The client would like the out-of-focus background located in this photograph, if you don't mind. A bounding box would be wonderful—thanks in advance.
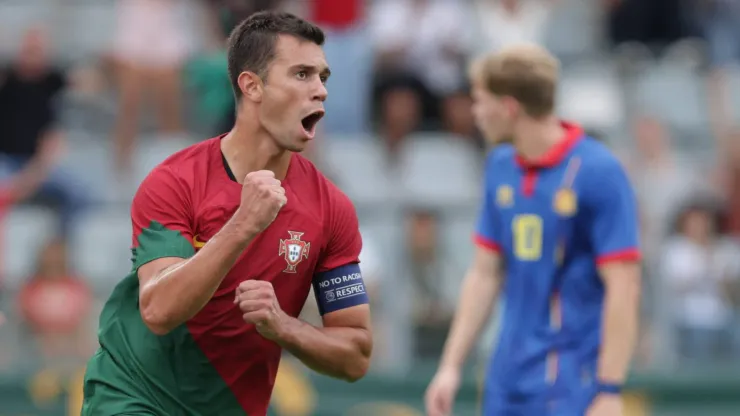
[0,0,739,415]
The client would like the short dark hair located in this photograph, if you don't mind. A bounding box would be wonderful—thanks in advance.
[227,11,325,97]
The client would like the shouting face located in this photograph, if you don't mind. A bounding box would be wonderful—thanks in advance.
[250,34,329,152]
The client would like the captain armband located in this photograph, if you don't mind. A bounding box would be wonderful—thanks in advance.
[312,263,369,315]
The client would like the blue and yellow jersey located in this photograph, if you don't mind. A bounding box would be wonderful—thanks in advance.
[474,122,641,414]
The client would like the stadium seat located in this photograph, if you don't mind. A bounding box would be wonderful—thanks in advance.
[320,137,396,209]
[2,207,58,290]
[438,210,478,303]
[358,215,405,278]
[69,208,132,290]
[396,133,481,209]
[133,136,195,186]
[54,2,116,63]
[724,67,740,123]
[634,62,709,132]
[558,60,624,133]
[58,139,114,203]
[544,0,602,58]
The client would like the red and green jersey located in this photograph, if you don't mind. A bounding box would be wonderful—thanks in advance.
[82,137,362,416]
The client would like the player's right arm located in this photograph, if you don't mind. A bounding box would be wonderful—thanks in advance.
[439,246,502,369]
[426,157,504,416]
[425,247,502,416]
[137,168,285,335]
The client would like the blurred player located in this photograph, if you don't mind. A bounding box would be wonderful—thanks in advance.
[81,12,372,416]
[425,45,641,416]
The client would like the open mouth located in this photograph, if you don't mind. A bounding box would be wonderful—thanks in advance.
[301,110,325,134]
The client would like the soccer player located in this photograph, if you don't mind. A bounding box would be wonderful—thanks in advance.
[81,12,372,416]
[425,45,642,416]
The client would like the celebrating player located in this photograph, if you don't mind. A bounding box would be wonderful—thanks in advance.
[82,12,372,416]
[425,45,641,416]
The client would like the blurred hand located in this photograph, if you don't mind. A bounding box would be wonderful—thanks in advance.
[425,366,461,416]
[234,280,287,341]
[37,132,66,166]
[586,394,623,416]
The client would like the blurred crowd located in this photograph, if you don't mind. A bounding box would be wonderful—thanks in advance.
[0,0,740,385]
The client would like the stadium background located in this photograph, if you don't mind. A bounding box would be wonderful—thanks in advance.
[1,0,740,415]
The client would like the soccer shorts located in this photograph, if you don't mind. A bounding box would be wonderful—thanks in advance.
[482,388,596,415]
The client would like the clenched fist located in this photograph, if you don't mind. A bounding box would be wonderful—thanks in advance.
[234,280,287,341]
[235,170,287,236]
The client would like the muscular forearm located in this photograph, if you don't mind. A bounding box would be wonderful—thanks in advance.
[276,317,372,382]
[140,215,255,334]
[597,279,640,383]
[439,269,501,370]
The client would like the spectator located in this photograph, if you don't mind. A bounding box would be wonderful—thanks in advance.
[111,0,191,178]
[470,0,556,57]
[0,29,85,236]
[717,129,740,237]
[308,0,370,135]
[660,200,740,361]
[370,0,473,155]
[620,116,704,260]
[702,0,740,132]
[605,0,696,51]
[18,239,93,373]
[0,134,64,268]
[404,209,455,325]
[0,138,60,369]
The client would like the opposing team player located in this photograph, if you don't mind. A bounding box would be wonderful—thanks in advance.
[425,45,641,416]
[82,12,372,416]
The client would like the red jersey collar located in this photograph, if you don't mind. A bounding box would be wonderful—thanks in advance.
[515,121,584,169]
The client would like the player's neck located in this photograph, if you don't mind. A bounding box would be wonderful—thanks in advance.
[221,124,291,182]
[513,117,565,162]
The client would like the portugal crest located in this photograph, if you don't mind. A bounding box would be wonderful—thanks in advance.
[278,231,311,273]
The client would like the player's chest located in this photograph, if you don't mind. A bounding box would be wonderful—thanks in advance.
[494,172,587,262]
[192,195,326,288]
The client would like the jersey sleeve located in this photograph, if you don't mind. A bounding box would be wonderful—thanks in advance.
[584,158,641,266]
[316,190,362,272]
[130,166,195,271]
[473,158,502,252]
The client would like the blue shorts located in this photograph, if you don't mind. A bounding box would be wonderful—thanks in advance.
[482,388,596,416]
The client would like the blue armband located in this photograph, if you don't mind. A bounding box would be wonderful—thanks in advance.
[313,263,369,315]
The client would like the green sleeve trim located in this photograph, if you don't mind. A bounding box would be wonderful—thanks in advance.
[131,220,195,271]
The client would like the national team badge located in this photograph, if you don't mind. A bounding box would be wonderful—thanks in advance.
[553,188,577,217]
[278,231,311,273]
[496,185,514,207]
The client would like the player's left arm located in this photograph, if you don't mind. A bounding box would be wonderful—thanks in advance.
[264,192,371,382]
[586,158,642,390]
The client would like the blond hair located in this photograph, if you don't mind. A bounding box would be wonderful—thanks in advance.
[474,44,560,118]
